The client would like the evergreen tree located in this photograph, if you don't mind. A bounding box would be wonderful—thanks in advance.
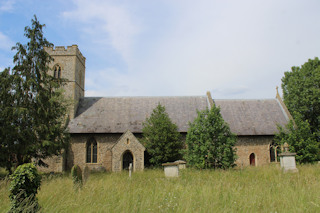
[275,113,320,164]
[142,104,183,166]
[0,16,70,171]
[184,105,237,169]
[0,68,16,173]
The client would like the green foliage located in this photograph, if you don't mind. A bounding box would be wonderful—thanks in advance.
[142,104,183,166]
[71,165,82,188]
[0,69,16,173]
[184,105,237,169]
[275,113,320,164]
[9,163,41,212]
[281,57,320,138]
[0,16,70,171]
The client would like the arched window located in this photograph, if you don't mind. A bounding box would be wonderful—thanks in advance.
[249,153,255,166]
[53,65,62,79]
[86,138,97,163]
[269,143,278,163]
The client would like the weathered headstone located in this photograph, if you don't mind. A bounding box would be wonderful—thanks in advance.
[82,165,90,183]
[174,160,187,169]
[129,163,132,178]
[162,162,179,177]
[279,142,298,173]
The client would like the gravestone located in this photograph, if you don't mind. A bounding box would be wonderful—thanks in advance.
[174,160,187,169]
[162,162,179,177]
[279,142,298,173]
[129,163,132,178]
[82,165,90,183]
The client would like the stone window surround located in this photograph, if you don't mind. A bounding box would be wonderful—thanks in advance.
[86,137,98,164]
[53,64,63,79]
[249,152,257,166]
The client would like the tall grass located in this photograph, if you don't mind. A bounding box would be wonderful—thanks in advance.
[1,164,320,212]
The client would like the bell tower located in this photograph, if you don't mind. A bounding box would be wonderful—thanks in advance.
[45,45,86,119]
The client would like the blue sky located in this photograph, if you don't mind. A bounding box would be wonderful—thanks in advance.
[1,0,320,98]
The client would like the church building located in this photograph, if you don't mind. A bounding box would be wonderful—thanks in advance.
[40,45,291,173]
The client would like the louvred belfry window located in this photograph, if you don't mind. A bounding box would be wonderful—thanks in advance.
[53,65,62,79]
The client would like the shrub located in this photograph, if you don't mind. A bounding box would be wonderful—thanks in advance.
[71,165,82,188]
[8,163,41,212]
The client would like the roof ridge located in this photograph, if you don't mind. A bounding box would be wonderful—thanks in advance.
[82,96,207,99]
[214,98,277,101]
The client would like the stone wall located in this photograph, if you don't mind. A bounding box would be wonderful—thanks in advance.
[45,45,85,119]
[38,45,86,173]
[37,155,65,173]
[67,132,145,172]
[112,131,145,172]
[235,135,272,167]
[67,133,121,171]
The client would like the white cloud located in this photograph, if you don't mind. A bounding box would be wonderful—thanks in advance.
[0,32,14,51]
[62,0,320,98]
[0,0,14,12]
[63,0,140,64]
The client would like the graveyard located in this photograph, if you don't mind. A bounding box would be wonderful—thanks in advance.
[1,164,320,212]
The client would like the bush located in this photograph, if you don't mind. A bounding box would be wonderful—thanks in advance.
[8,163,41,212]
[71,165,82,189]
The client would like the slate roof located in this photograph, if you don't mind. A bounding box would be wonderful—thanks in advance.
[68,96,209,133]
[68,96,290,136]
[215,99,289,136]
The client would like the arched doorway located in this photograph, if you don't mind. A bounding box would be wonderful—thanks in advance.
[249,153,256,166]
[122,151,133,170]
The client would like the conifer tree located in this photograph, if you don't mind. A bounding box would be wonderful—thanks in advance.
[0,68,16,173]
[142,104,183,166]
[0,16,70,171]
[184,105,237,169]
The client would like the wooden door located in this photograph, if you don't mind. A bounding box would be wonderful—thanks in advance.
[250,153,255,166]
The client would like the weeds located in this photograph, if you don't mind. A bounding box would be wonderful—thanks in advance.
[0,164,320,212]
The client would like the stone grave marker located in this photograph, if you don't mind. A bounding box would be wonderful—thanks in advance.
[129,163,132,178]
[279,142,298,173]
[162,162,179,177]
[174,160,187,169]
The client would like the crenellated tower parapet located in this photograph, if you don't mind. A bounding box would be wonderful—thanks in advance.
[45,45,86,67]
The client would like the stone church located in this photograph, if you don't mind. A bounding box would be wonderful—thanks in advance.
[41,45,291,173]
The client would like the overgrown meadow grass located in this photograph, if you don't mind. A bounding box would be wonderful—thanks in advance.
[1,164,320,212]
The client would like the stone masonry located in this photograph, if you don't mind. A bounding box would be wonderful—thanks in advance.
[67,131,145,172]
[39,45,86,173]
[44,45,86,119]
[67,133,120,172]
[235,136,272,167]
[112,131,145,172]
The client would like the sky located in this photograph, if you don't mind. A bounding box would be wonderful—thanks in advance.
[0,0,320,99]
